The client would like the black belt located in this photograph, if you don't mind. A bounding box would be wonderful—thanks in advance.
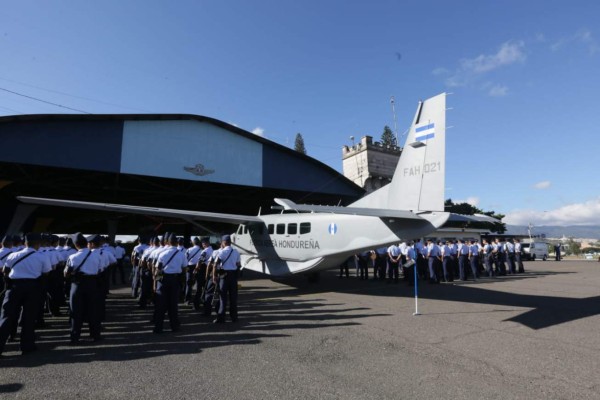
[9,278,40,281]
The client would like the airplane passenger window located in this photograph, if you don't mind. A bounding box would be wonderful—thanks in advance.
[300,222,311,234]
[268,224,274,234]
[276,224,285,234]
[287,223,297,235]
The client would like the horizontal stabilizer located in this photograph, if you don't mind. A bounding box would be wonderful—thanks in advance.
[446,213,500,224]
[17,196,261,225]
[274,198,424,220]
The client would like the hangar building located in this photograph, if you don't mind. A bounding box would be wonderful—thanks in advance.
[0,114,364,235]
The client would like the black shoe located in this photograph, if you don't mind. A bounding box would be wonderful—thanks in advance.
[70,338,80,345]
[152,328,163,334]
[92,336,103,342]
[212,318,225,324]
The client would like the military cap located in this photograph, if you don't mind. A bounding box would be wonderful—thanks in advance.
[200,237,210,244]
[221,234,231,242]
[192,237,200,245]
[71,232,87,244]
[87,234,101,244]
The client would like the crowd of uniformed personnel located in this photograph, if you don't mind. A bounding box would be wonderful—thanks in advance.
[0,231,240,356]
[347,237,525,284]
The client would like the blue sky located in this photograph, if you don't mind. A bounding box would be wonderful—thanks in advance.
[1,0,599,226]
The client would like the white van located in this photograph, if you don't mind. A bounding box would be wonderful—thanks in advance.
[521,242,549,261]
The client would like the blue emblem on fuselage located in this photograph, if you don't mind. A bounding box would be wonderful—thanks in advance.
[328,223,338,235]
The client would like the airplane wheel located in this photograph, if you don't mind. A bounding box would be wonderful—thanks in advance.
[307,272,320,283]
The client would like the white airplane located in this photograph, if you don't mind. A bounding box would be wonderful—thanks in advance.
[18,93,495,277]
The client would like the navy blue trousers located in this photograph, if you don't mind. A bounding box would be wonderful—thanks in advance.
[139,268,153,307]
[153,274,180,332]
[0,279,41,353]
[70,277,101,340]
[442,256,453,281]
[131,265,140,298]
[217,271,238,322]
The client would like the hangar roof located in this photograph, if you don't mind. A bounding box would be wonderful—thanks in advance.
[0,113,364,234]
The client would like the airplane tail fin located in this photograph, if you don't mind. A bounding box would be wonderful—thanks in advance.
[350,92,446,212]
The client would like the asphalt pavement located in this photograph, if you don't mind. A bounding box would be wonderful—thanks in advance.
[1,260,599,399]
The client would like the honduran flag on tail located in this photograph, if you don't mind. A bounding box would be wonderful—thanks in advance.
[415,122,435,142]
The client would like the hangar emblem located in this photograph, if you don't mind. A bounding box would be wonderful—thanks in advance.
[183,163,215,176]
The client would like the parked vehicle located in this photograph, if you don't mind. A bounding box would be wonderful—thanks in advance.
[521,242,548,261]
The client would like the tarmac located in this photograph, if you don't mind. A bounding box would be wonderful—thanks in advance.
[1,259,599,399]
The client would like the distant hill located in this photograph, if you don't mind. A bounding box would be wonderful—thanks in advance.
[506,225,600,239]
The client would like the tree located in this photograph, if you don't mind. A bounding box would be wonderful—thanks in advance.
[565,238,581,255]
[444,198,507,233]
[294,133,306,154]
[380,125,396,147]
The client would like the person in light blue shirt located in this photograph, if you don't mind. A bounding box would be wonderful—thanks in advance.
[468,240,480,280]
[0,236,14,295]
[153,234,187,333]
[482,239,494,278]
[66,233,103,344]
[387,244,401,284]
[192,238,213,311]
[213,235,241,324]
[426,239,441,284]
[0,233,51,355]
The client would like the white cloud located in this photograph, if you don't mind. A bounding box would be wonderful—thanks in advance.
[440,41,526,94]
[551,29,599,55]
[489,84,508,97]
[533,180,551,189]
[251,127,265,137]
[432,67,449,76]
[460,41,526,74]
[503,197,600,226]
[455,197,480,207]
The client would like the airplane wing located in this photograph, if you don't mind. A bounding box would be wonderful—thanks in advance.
[17,196,262,225]
[273,198,424,220]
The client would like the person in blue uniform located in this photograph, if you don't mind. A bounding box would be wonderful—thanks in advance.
[426,239,440,284]
[468,240,480,280]
[153,234,187,333]
[0,233,51,355]
[131,236,149,299]
[213,235,241,323]
[65,233,103,344]
[456,239,469,281]
[0,235,14,296]
[192,238,213,311]
[113,240,127,285]
[184,237,203,304]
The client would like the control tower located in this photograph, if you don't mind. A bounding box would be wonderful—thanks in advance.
[342,135,402,194]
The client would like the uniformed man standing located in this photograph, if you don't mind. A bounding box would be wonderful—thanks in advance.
[387,243,401,284]
[65,233,103,344]
[441,241,453,282]
[482,239,494,277]
[456,240,469,280]
[468,240,480,280]
[0,236,14,295]
[504,239,517,274]
[192,238,213,311]
[0,233,51,355]
[153,234,187,333]
[514,239,525,273]
[131,237,149,299]
[184,237,203,304]
[113,240,127,285]
[203,243,222,317]
[426,239,440,284]
[213,235,241,324]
